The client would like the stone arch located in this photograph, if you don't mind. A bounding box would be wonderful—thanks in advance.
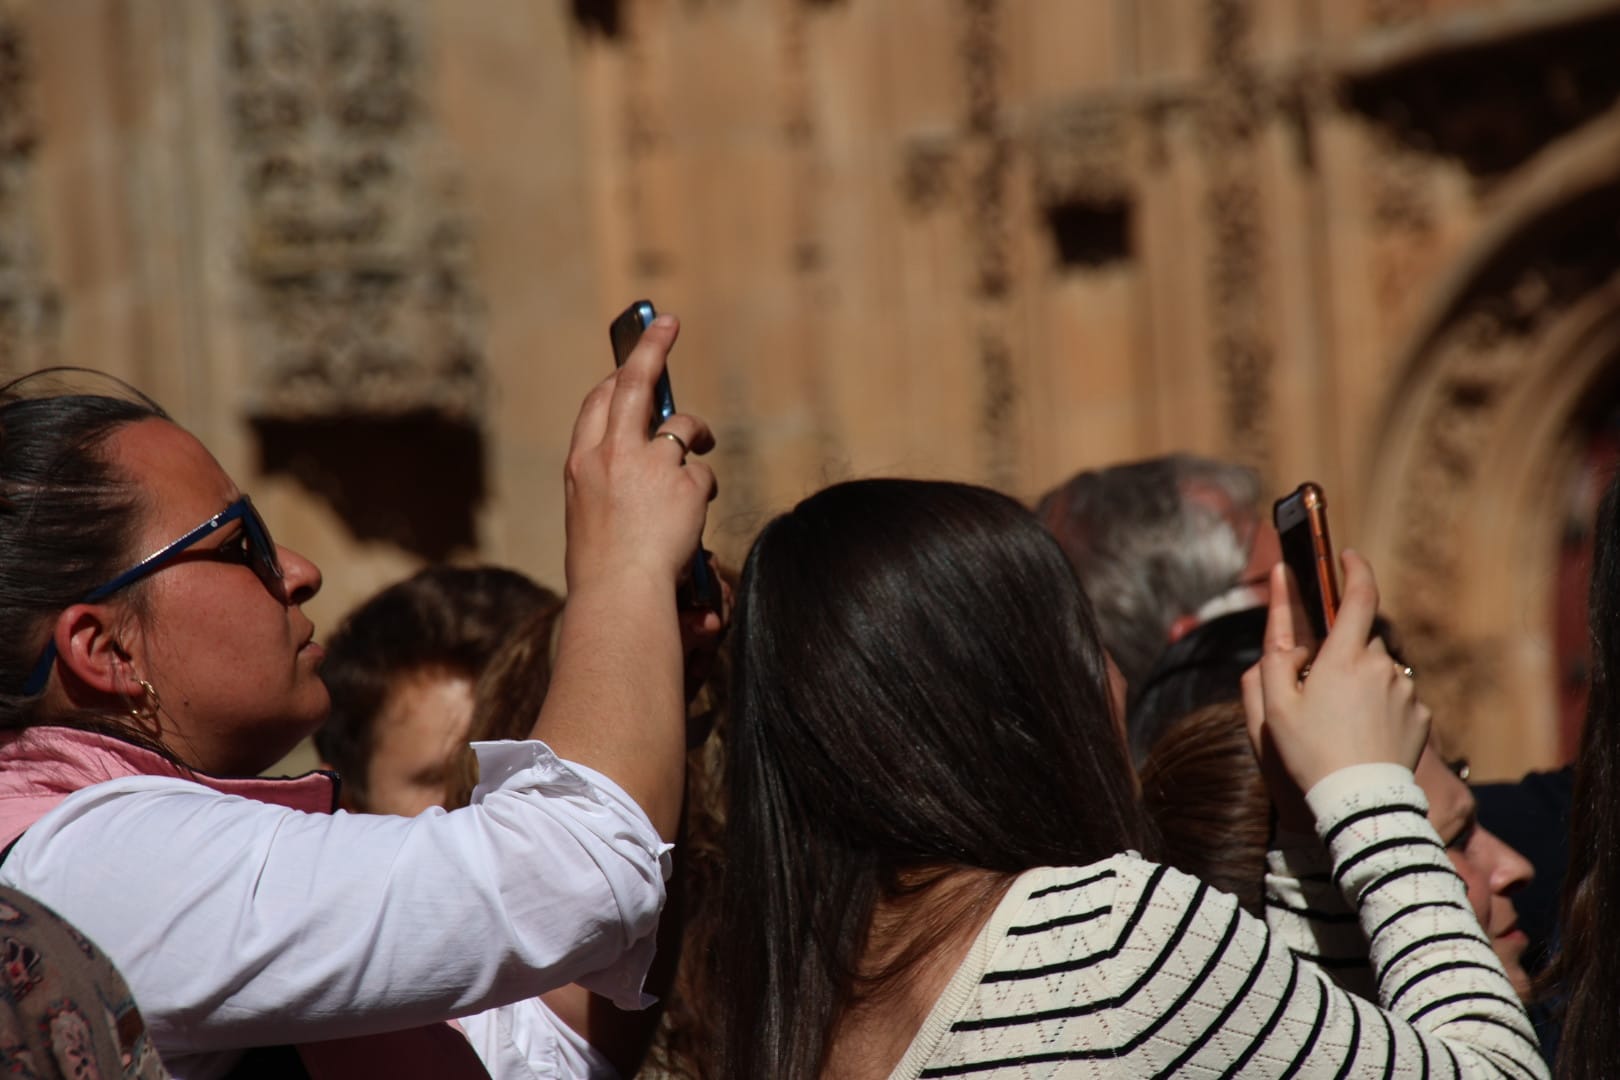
[1362,109,1620,778]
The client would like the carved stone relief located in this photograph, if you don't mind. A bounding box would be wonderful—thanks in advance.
[1028,101,1134,271]
[1343,6,1620,181]
[713,0,825,535]
[961,0,1019,490]
[899,138,956,217]
[1367,129,1435,235]
[781,0,821,277]
[962,0,1009,302]
[1364,129,1441,327]
[1362,0,1427,29]
[978,328,1018,487]
[1201,0,1272,475]
[0,7,59,374]
[1029,101,1128,210]
[778,0,843,482]
[1386,185,1620,743]
[569,0,624,40]
[226,0,484,421]
[617,4,672,282]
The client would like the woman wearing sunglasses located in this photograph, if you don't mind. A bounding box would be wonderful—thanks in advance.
[0,316,716,1078]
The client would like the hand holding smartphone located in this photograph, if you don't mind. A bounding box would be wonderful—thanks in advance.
[610,299,722,613]
[1272,482,1340,643]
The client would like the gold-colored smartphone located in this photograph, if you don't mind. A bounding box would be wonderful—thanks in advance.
[1272,482,1340,641]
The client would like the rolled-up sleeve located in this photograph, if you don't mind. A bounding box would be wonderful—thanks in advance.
[466,740,673,1008]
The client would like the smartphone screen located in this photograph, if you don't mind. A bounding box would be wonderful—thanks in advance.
[1272,482,1339,641]
[608,299,721,613]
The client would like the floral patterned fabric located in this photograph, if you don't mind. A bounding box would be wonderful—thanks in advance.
[0,886,168,1079]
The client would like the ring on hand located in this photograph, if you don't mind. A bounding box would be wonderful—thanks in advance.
[654,430,689,458]
[1397,663,1415,680]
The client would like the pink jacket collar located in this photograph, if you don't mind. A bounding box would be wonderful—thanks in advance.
[0,725,336,850]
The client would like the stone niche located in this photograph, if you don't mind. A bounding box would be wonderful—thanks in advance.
[226,0,487,562]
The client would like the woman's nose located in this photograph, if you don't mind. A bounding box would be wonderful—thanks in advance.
[278,544,323,606]
[1480,826,1534,895]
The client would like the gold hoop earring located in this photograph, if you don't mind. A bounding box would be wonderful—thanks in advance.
[130,679,162,723]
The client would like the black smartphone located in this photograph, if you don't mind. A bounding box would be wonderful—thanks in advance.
[1272,481,1340,641]
[610,300,677,437]
[609,299,721,613]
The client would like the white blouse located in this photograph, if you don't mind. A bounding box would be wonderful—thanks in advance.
[0,740,671,1080]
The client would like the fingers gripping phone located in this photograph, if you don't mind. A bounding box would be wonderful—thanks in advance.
[1272,482,1341,642]
[610,299,722,613]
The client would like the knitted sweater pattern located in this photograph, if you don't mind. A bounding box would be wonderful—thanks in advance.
[889,767,1544,1079]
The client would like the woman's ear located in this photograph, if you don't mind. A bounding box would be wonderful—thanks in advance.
[54,603,146,699]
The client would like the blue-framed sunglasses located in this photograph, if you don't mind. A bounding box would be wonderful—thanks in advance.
[22,496,285,695]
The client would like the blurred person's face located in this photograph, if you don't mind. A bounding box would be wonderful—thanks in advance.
[1413,745,1535,999]
[363,668,475,816]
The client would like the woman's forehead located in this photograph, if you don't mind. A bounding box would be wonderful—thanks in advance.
[108,419,238,530]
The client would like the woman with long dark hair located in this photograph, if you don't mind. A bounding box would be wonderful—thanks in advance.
[715,478,1543,1078]
[0,316,718,1078]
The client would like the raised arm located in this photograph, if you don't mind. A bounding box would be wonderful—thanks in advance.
[1237,552,1543,1075]
[529,314,717,840]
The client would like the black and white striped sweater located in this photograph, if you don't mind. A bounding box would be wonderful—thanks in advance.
[889,764,1545,1079]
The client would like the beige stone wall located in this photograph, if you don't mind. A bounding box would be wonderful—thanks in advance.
[3,0,1618,778]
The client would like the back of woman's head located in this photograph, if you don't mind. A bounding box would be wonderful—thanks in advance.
[720,478,1145,1078]
[1139,699,1270,915]
[0,386,166,720]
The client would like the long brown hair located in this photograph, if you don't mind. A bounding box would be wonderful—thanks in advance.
[716,479,1148,1079]
[1139,699,1271,915]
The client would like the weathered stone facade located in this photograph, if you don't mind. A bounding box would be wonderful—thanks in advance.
[2,0,1617,777]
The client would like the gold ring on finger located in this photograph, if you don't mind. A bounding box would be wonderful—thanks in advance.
[654,430,689,459]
